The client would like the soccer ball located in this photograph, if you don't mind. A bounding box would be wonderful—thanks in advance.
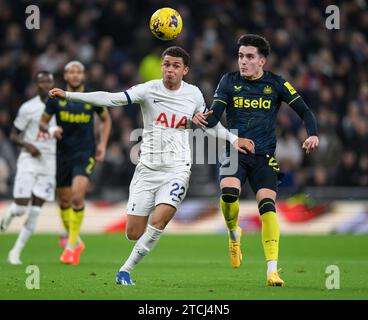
[149,8,183,41]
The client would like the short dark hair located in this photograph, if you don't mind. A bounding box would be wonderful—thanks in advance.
[162,46,190,66]
[237,34,271,57]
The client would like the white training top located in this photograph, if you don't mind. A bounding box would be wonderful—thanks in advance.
[14,95,56,174]
[66,79,238,170]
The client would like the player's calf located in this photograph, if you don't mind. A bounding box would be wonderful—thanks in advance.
[220,187,240,240]
[117,224,163,284]
[258,197,282,282]
[150,204,176,230]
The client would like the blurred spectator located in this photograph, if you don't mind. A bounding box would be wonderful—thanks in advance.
[0,0,367,197]
[305,107,343,169]
[358,153,368,186]
[276,129,303,167]
[334,151,360,186]
[308,165,331,187]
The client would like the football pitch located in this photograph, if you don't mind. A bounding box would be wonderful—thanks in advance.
[0,233,367,300]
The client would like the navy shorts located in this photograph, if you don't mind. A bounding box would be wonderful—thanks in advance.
[56,153,96,188]
[219,152,284,193]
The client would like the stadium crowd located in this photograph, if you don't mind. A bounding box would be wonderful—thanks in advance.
[0,0,367,198]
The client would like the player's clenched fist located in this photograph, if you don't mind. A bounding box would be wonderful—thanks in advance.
[48,88,66,99]
[233,138,255,154]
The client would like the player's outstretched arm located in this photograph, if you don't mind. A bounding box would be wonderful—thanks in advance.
[204,121,255,154]
[193,110,255,154]
[49,88,129,107]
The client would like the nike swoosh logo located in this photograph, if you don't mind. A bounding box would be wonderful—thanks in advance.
[153,99,164,103]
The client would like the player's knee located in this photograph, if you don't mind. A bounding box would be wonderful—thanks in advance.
[58,196,71,209]
[71,194,84,209]
[221,187,240,203]
[125,228,144,241]
[14,199,29,207]
[31,195,44,207]
[258,198,276,215]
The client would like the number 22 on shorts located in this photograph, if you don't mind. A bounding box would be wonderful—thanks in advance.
[170,181,186,202]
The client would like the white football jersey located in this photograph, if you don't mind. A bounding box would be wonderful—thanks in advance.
[125,80,206,169]
[14,95,56,174]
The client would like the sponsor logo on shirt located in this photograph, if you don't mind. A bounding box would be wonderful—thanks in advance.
[155,112,188,128]
[59,111,91,123]
[233,97,271,109]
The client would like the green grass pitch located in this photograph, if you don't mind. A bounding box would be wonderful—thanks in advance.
[0,233,367,300]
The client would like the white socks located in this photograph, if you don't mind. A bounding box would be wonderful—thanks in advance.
[10,203,28,217]
[267,260,278,275]
[120,224,163,273]
[12,206,41,255]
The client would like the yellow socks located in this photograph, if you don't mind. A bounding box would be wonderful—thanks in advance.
[220,188,240,241]
[261,211,279,261]
[68,208,85,248]
[60,207,72,232]
[258,198,279,263]
[220,197,239,230]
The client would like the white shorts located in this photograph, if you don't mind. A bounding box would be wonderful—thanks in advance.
[127,162,191,216]
[13,171,56,202]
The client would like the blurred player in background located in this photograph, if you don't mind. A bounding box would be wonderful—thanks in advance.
[39,61,111,265]
[196,34,319,286]
[48,46,254,285]
[0,71,56,265]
